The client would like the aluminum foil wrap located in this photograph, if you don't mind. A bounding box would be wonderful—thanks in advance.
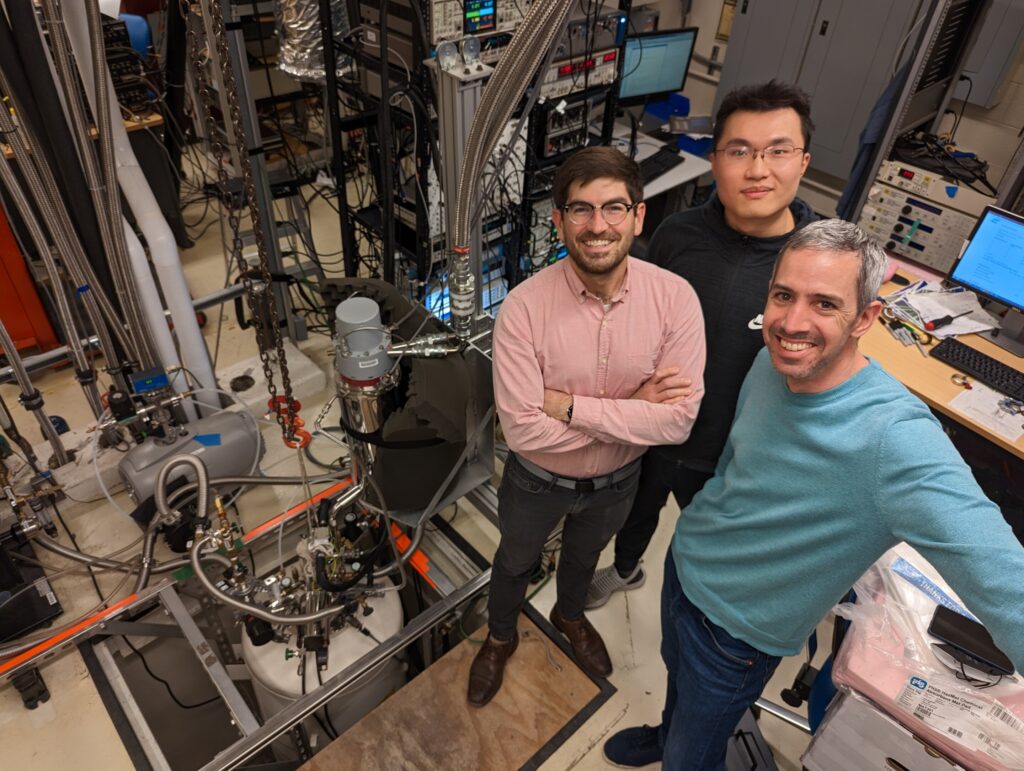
[276,0,351,83]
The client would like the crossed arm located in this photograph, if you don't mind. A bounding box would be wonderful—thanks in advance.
[494,292,706,454]
[543,367,695,421]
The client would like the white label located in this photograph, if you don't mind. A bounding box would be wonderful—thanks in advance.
[895,675,1024,766]
[358,358,379,369]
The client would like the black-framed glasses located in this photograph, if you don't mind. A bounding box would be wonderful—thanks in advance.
[561,201,638,226]
[712,145,806,165]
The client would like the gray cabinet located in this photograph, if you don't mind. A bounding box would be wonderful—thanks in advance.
[715,0,923,180]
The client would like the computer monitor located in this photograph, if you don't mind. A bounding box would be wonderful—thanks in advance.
[946,205,1024,356]
[617,27,698,105]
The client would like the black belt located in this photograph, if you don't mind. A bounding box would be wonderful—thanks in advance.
[513,453,641,493]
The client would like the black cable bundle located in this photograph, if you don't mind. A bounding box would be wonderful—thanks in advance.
[891,130,997,196]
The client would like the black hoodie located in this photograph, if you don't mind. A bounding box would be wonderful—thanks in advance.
[643,193,818,472]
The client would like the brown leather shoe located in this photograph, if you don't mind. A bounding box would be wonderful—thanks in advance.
[467,632,519,707]
[550,606,612,678]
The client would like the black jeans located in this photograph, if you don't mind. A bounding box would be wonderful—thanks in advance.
[487,453,641,641]
[613,451,713,576]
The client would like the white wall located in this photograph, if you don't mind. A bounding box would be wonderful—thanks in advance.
[937,44,1024,188]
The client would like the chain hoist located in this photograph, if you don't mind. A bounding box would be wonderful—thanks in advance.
[182,0,301,443]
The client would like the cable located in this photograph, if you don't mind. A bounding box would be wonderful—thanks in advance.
[120,636,221,709]
[950,76,973,143]
[51,497,104,601]
[315,664,340,738]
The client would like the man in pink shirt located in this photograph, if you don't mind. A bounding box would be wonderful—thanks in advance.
[468,147,706,707]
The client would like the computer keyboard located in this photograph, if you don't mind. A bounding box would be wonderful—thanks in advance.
[639,145,684,184]
[929,337,1024,399]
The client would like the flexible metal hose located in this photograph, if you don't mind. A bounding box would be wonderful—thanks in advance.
[0,77,134,378]
[34,532,230,576]
[39,0,156,370]
[154,455,211,537]
[452,0,568,247]
[449,0,572,336]
[189,534,366,625]
[0,146,104,419]
[0,316,70,465]
[84,0,157,368]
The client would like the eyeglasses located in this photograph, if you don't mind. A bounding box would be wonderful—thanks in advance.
[713,145,806,165]
[561,201,638,226]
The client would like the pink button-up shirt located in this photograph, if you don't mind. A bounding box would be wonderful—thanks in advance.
[493,257,706,478]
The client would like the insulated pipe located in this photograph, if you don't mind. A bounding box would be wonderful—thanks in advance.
[0,318,70,466]
[61,1,217,396]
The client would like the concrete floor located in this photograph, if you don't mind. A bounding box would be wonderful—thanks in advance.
[0,175,825,770]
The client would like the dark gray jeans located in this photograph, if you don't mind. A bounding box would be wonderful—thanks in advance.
[487,453,642,641]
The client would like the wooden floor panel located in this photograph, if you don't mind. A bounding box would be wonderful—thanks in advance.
[302,615,600,771]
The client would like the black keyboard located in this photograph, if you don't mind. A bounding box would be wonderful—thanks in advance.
[929,337,1024,399]
[639,146,684,184]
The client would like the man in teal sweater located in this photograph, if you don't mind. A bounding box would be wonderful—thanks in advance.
[604,219,1024,770]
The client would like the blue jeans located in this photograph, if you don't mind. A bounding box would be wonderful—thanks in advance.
[660,549,781,770]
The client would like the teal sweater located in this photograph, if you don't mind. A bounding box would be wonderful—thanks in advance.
[672,349,1024,668]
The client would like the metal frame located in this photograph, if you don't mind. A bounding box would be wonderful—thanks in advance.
[2,478,500,769]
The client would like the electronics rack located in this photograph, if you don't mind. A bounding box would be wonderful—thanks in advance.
[321,1,633,313]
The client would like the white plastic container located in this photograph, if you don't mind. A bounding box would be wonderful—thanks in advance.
[242,590,405,759]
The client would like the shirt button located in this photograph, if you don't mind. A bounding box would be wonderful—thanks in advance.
[601,357,607,363]
[600,390,605,395]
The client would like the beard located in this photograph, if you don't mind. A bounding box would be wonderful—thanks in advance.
[564,228,633,276]
[765,323,851,384]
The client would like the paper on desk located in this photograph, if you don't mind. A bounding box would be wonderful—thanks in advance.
[949,383,1024,442]
[905,291,999,338]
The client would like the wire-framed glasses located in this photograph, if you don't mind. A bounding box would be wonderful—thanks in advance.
[561,201,638,226]
[713,145,805,165]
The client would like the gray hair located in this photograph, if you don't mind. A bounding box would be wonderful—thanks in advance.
[779,219,888,311]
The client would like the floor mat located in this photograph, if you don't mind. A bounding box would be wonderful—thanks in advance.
[302,607,616,771]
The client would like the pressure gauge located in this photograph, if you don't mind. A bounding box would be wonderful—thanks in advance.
[461,36,481,65]
[436,41,459,72]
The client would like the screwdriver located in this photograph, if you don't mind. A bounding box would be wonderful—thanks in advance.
[924,310,972,331]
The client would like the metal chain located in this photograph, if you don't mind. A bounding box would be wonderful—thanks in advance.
[182,1,297,440]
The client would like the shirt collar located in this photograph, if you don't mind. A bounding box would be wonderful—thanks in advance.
[561,257,632,305]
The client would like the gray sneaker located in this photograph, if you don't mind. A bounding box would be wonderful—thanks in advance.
[585,563,646,609]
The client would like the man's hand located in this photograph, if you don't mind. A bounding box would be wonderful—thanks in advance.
[631,368,694,405]
[543,389,573,422]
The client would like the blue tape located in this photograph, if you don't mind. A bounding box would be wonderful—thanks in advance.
[76,284,91,295]
[193,433,222,447]
[891,556,977,621]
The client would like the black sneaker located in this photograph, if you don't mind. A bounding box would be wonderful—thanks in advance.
[603,724,662,768]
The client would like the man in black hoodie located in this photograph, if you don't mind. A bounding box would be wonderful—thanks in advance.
[586,81,819,607]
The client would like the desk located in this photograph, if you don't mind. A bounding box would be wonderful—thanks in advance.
[862,279,1024,460]
[612,123,712,199]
